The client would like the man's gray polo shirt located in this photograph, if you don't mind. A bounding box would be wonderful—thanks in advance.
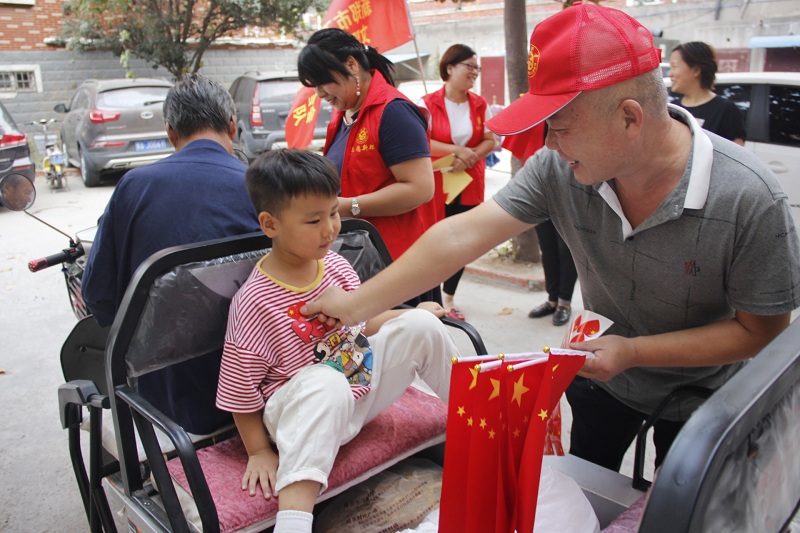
[493,105,800,420]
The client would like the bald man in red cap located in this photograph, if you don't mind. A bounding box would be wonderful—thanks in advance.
[304,3,800,471]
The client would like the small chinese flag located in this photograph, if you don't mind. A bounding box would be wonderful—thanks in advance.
[544,311,614,455]
[323,0,414,52]
[285,87,321,149]
[439,362,484,532]
[512,351,586,532]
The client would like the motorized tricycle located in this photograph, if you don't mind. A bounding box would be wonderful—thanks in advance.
[2,172,799,532]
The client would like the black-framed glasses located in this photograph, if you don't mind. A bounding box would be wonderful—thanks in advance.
[459,62,481,73]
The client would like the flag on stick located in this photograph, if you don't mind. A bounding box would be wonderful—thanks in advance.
[285,87,321,149]
[544,311,614,455]
[322,0,414,52]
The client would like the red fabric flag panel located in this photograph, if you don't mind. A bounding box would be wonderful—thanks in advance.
[285,87,321,149]
[323,0,414,53]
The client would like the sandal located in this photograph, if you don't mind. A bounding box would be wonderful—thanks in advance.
[446,308,466,321]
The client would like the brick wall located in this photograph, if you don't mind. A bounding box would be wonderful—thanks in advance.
[0,0,64,51]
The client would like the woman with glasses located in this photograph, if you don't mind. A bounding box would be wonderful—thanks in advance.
[297,28,441,305]
[420,44,497,320]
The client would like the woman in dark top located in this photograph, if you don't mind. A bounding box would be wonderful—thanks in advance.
[297,28,440,305]
[669,41,746,145]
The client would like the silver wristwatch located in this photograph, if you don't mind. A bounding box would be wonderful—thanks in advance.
[350,197,361,216]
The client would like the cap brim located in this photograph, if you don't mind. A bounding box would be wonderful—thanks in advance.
[487,91,581,136]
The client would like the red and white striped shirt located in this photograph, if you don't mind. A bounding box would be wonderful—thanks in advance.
[216,251,365,413]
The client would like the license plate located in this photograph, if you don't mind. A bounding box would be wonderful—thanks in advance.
[135,139,167,152]
[49,154,64,165]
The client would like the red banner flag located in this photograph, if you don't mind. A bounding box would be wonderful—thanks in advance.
[501,123,545,163]
[285,87,322,149]
[322,0,414,52]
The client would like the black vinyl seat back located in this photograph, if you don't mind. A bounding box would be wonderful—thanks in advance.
[639,318,800,533]
[117,219,391,379]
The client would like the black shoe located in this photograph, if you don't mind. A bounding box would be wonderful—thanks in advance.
[552,305,572,326]
[528,302,556,319]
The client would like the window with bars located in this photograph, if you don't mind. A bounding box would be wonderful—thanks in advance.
[0,67,40,93]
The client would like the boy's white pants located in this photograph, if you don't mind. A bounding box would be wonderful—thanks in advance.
[262,309,456,492]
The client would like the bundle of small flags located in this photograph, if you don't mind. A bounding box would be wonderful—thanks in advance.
[439,311,612,533]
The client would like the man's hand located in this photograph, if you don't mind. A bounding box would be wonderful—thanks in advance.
[416,300,446,318]
[572,335,638,382]
[242,448,280,499]
[301,286,356,326]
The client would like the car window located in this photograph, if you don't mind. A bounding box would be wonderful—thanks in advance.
[715,83,752,119]
[767,85,800,147]
[0,102,16,131]
[96,86,171,109]
[258,80,302,103]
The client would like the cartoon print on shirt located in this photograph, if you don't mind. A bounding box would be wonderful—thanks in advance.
[313,323,373,386]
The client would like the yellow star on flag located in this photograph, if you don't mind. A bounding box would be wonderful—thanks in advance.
[511,374,530,407]
[467,417,473,427]
[538,409,548,421]
[479,418,487,429]
[489,378,500,400]
[488,429,496,439]
[457,406,465,417]
[468,367,479,390]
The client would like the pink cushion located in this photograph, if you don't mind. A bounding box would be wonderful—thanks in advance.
[601,492,649,533]
[166,387,447,533]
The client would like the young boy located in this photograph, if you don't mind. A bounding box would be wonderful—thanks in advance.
[216,149,458,533]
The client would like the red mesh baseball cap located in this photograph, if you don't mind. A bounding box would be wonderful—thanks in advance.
[487,2,662,136]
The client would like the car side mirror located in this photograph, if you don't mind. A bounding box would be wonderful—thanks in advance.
[54,103,67,113]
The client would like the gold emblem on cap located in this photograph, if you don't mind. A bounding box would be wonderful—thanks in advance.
[528,44,541,79]
[356,127,368,144]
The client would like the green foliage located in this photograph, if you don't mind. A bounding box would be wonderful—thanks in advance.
[61,0,327,78]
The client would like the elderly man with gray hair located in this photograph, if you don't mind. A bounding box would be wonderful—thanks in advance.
[82,73,260,434]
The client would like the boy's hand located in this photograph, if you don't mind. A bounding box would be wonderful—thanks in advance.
[416,301,446,318]
[242,448,280,499]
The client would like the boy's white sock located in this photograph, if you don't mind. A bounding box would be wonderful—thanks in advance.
[273,510,313,533]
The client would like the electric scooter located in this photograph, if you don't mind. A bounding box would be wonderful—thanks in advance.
[31,118,67,190]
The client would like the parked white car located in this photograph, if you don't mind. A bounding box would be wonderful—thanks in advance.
[666,72,800,225]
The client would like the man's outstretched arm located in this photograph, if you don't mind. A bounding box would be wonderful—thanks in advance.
[304,200,532,325]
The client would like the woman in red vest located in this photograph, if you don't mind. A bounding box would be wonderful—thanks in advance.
[421,44,497,320]
[298,28,440,305]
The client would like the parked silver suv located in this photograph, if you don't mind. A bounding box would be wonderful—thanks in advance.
[667,72,800,225]
[229,72,332,161]
[55,78,175,186]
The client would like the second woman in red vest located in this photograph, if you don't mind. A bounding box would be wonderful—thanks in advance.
[421,44,497,320]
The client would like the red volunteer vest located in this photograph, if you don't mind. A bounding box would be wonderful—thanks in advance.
[422,87,488,221]
[325,72,436,260]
